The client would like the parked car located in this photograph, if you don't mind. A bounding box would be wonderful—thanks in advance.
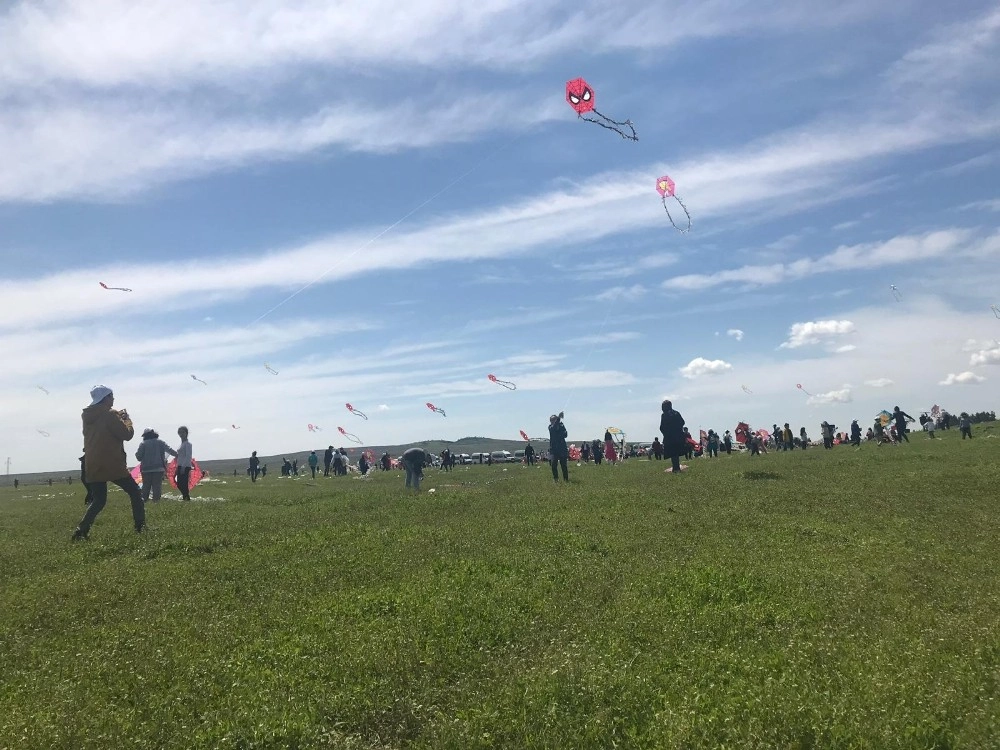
[513,450,526,462]
[490,450,515,463]
[469,452,490,464]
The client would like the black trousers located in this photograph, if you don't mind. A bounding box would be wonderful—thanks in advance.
[78,475,145,534]
[550,455,569,481]
[176,467,191,500]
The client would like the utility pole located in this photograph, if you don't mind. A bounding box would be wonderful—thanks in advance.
[5,457,9,482]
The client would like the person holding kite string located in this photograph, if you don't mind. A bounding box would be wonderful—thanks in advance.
[548,413,570,482]
[73,386,146,540]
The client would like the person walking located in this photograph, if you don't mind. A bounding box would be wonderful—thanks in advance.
[249,451,260,482]
[549,413,570,482]
[135,428,177,503]
[893,406,915,443]
[401,447,427,491]
[73,386,145,540]
[524,442,536,466]
[659,399,686,474]
[603,429,617,465]
[308,450,319,478]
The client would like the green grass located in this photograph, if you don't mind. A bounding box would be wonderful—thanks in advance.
[2,425,999,749]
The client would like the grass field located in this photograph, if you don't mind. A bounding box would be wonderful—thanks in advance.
[2,426,999,749]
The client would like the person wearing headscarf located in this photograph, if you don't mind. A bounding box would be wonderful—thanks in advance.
[135,428,177,503]
[659,400,686,474]
[73,386,145,540]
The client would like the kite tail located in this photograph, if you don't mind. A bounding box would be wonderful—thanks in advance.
[662,194,692,233]
[580,111,638,141]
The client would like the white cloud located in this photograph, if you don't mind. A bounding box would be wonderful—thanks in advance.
[780,320,856,349]
[726,328,744,341]
[377,404,390,411]
[210,428,228,434]
[939,371,985,385]
[835,344,857,353]
[970,346,1000,367]
[807,387,853,405]
[679,357,733,379]
[864,378,894,388]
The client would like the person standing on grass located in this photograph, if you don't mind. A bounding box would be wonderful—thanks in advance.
[723,431,733,455]
[651,437,663,460]
[323,446,334,476]
[73,385,145,540]
[401,447,427,491]
[959,413,973,439]
[249,451,260,482]
[524,442,536,466]
[893,406,915,443]
[707,430,720,458]
[659,399,686,474]
[175,426,193,501]
[850,420,862,447]
[135,428,177,503]
[549,413,570,482]
[782,423,794,451]
[308,450,319,478]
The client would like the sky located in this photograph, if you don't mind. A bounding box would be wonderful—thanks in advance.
[1,0,999,474]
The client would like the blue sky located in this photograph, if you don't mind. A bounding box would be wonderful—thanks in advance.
[2,0,999,473]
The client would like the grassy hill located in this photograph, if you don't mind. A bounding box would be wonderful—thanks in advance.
[1,424,999,748]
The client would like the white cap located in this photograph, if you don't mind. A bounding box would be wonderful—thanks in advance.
[89,385,113,406]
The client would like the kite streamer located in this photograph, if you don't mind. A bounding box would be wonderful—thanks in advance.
[890,285,902,302]
[565,78,638,142]
[338,427,363,445]
[264,363,279,375]
[37,385,49,395]
[991,304,1000,319]
[488,374,517,390]
[99,281,132,292]
[190,375,207,386]
[656,176,692,233]
[345,403,368,420]
[796,383,812,396]
[426,402,446,417]
[308,423,322,432]
[520,430,531,441]
[741,385,753,395]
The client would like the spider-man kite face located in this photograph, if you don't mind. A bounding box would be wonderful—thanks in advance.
[565,78,594,115]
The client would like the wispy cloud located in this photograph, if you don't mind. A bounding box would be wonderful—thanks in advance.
[726,328,744,341]
[566,331,642,346]
[864,378,894,388]
[595,284,648,303]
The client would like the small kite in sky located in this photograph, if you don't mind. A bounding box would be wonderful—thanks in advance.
[338,427,363,445]
[796,383,812,396]
[99,281,132,292]
[37,429,50,437]
[37,385,49,395]
[890,285,902,302]
[991,304,1000,319]
[264,363,279,375]
[741,385,753,395]
[565,78,637,141]
[190,375,207,386]
[426,402,446,417]
[488,374,517,390]
[345,403,368,420]
[520,430,531,441]
[231,424,241,430]
[656,176,692,233]
[308,423,322,432]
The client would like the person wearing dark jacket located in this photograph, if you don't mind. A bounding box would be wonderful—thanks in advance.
[659,399,686,474]
[323,446,334,476]
[135,428,178,503]
[73,386,145,540]
[548,413,569,482]
[401,447,427,491]
[893,406,915,443]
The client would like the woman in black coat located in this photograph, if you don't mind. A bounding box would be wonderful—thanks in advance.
[659,399,686,473]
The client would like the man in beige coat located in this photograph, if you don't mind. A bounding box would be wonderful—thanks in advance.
[73,385,145,540]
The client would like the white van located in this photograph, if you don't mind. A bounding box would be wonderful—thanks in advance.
[490,450,514,463]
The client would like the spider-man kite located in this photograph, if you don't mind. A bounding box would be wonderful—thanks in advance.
[488,374,516,390]
[565,78,637,141]
[346,403,368,420]
[426,402,446,417]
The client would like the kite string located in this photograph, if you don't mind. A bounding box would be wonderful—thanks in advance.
[663,194,692,233]
[580,110,638,141]
[561,303,616,415]
[249,136,517,327]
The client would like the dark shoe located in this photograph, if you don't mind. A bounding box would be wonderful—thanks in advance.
[71,528,88,541]
[136,524,146,534]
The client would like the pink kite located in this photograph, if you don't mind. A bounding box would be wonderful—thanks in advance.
[426,402,446,417]
[345,403,368,420]
[796,383,812,396]
[520,430,531,441]
[569,444,582,461]
[308,423,322,432]
[656,175,691,233]
[488,374,517,390]
[130,458,203,492]
[338,426,363,444]
[99,281,132,292]
[565,78,637,141]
